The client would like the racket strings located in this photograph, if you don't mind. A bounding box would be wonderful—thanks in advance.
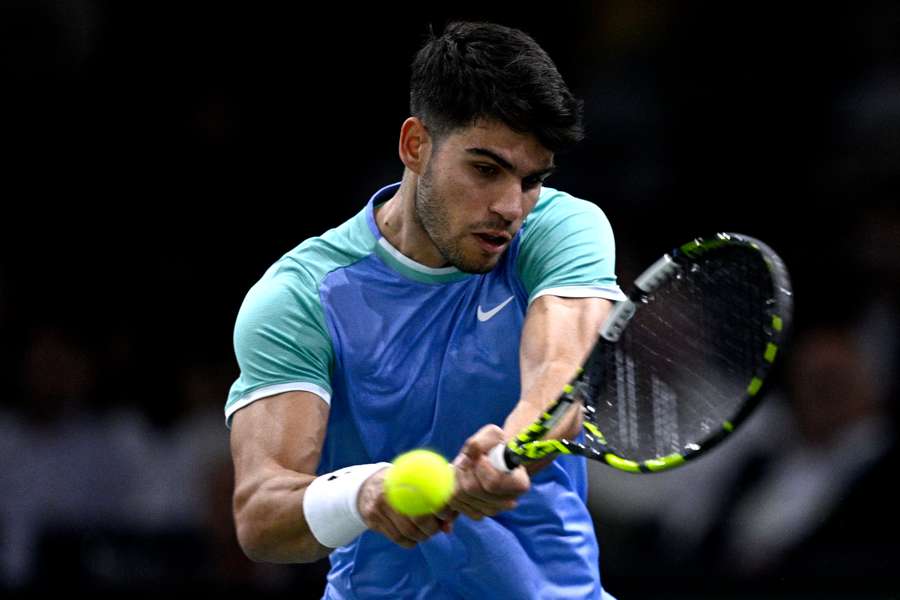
[583,246,775,461]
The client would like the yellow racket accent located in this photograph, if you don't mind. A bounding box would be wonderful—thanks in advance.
[583,421,606,444]
[511,439,571,460]
[605,454,641,473]
[644,453,685,472]
[747,377,763,396]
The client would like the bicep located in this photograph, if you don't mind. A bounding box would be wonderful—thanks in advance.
[231,391,330,487]
[229,391,332,562]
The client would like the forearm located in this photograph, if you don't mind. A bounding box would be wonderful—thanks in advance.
[502,296,612,468]
[230,391,334,564]
[234,467,329,564]
[502,357,582,440]
[502,359,583,474]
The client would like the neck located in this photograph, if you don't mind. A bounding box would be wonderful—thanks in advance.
[375,170,447,268]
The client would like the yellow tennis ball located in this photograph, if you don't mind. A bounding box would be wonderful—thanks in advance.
[383,449,455,517]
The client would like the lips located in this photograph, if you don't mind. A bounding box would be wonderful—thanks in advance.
[473,231,511,253]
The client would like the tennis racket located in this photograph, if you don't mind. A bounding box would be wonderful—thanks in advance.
[489,232,793,474]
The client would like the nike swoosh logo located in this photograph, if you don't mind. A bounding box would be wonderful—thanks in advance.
[477,296,515,322]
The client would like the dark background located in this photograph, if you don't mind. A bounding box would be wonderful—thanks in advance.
[1,1,898,598]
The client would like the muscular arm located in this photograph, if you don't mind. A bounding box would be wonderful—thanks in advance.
[504,295,613,447]
[232,390,451,558]
[230,390,331,564]
[447,295,613,518]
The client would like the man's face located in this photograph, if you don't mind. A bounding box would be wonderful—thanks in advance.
[414,119,555,274]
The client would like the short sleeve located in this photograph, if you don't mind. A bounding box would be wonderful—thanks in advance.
[225,261,334,427]
[517,188,627,305]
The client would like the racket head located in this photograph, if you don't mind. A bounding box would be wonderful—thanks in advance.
[582,232,793,472]
[502,232,793,474]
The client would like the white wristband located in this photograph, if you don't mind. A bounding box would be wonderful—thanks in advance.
[302,462,391,548]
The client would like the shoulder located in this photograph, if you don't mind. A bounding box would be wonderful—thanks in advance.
[279,205,377,287]
[514,186,623,301]
[237,206,376,324]
[521,186,612,238]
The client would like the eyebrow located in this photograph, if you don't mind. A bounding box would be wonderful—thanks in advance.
[465,147,556,180]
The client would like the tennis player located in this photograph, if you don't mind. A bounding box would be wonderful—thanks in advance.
[226,21,624,599]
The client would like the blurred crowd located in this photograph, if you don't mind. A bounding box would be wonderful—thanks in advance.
[1,1,899,598]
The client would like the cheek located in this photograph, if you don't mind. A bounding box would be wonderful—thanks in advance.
[512,191,541,227]
[523,192,541,215]
[434,172,480,217]
[436,166,478,200]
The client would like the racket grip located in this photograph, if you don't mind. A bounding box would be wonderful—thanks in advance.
[488,443,517,473]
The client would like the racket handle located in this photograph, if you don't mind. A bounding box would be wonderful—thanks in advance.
[488,443,517,473]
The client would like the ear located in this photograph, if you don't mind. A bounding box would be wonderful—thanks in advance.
[398,117,432,175]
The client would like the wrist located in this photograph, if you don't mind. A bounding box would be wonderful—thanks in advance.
[302,462,391,548]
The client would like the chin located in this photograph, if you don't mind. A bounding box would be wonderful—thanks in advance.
[455,256,500,274]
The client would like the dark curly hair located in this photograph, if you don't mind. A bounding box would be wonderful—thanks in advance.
[409,22,584,153]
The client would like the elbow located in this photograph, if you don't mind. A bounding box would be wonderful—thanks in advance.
[233,505,327,565]
[232,484,266,562]
[233,510,270,563]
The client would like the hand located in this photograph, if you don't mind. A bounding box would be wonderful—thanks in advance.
[445,424,530,521]
[357,467,456,549]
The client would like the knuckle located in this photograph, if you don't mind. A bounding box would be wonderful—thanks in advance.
[479,471,502,491]
[457,478,479,497]
[459,506,479,519]
[415,517,439,536]
[399,521,426,541]
[386,527,415,547]
[483,424,502,436]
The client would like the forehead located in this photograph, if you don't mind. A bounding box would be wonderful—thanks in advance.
[439,119,553,169]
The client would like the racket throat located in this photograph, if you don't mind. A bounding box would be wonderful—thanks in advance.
[601,254,683,343]
[538,395,577,433]
[599,300,637,342]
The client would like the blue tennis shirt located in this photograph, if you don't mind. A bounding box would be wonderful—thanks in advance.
[226,182,624,599]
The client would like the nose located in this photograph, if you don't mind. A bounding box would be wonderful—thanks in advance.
[489,183,524,223]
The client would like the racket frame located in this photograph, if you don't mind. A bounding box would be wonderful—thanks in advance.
[492,232,793,474]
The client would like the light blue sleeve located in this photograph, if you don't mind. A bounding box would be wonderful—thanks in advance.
[224,260,334,427]
[517,187,627,304]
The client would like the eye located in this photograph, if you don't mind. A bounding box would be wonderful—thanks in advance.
[522,176,546,192]
[474,164,498,177]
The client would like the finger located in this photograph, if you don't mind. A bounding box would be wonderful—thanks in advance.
[462,425,505,457]
[385,512,433,544]
[409,514,441,538]
[449,491,517,517]
[472,457,530,497]
[453,464,494,503]
[434,507,454,520]
[449,473,516,517]
[456,463,521,503]
[453,452,473,471]
[451,462,525,519]
[447,495,488,521]
[372,515,418,548]
[454,425,505,470]
[437,511,458,533]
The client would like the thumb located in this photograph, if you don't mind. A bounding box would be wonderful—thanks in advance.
[454,424,505,469]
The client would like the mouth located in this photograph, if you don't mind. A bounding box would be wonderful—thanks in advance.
[473,231,511,253]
